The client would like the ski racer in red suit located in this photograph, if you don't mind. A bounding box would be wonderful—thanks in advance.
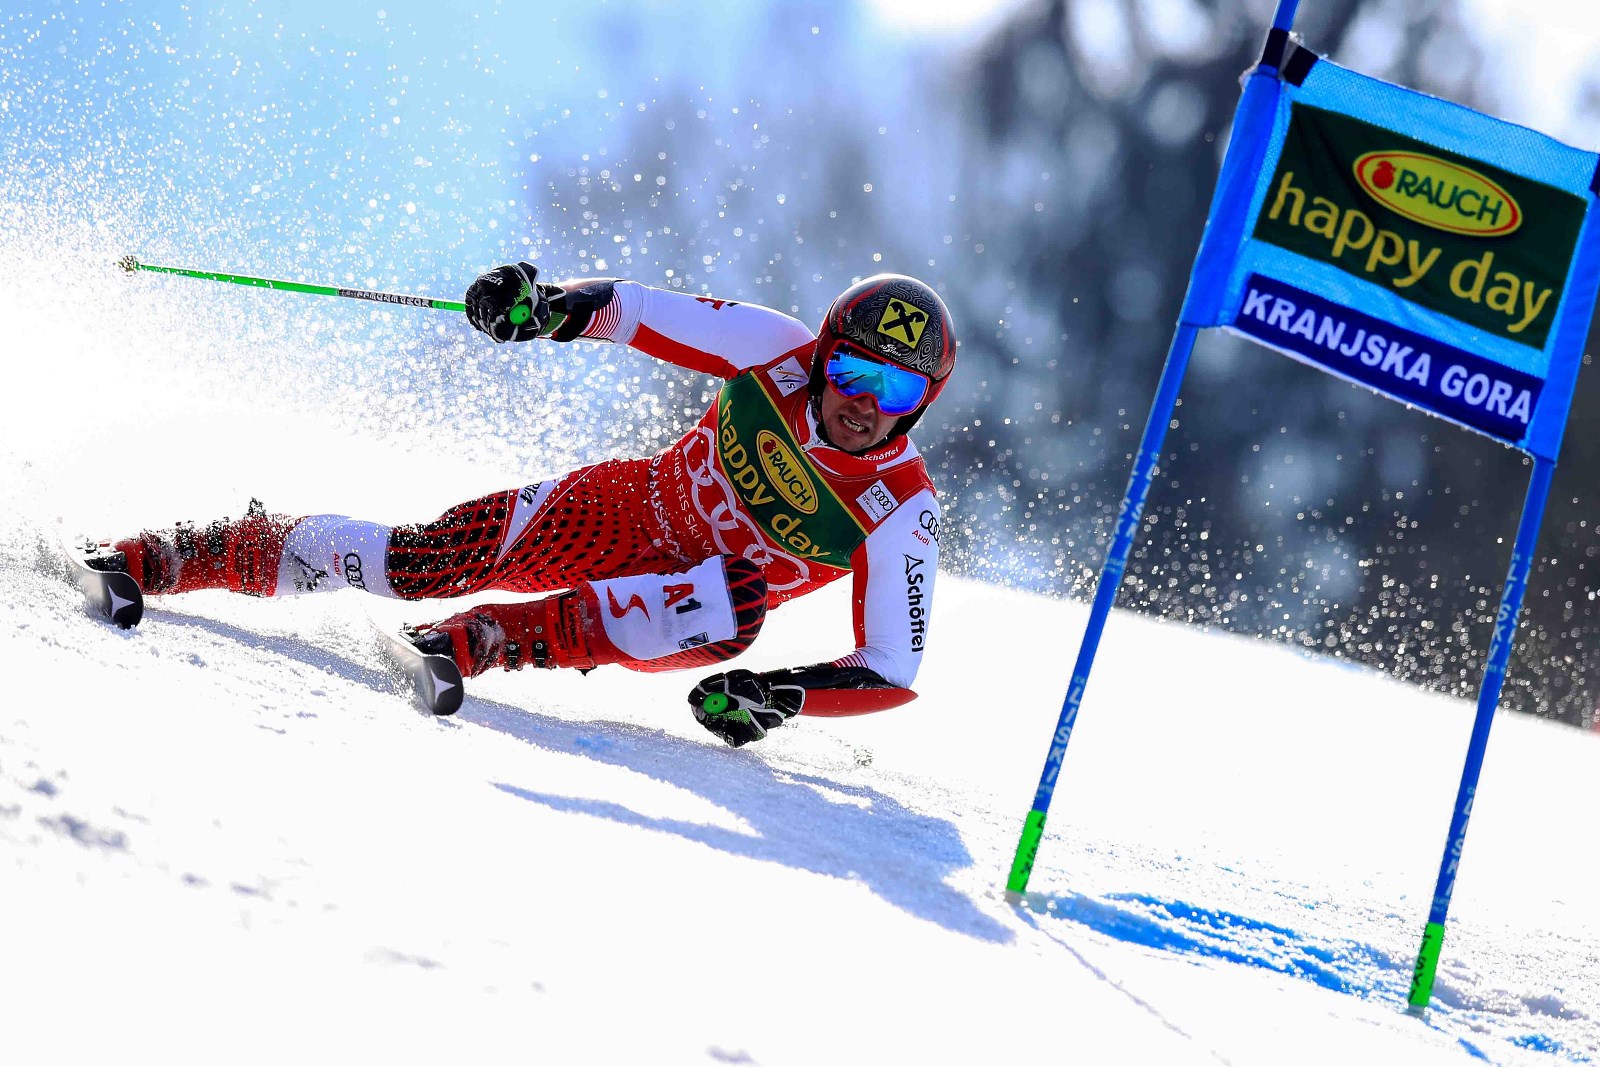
[92,265,956,747]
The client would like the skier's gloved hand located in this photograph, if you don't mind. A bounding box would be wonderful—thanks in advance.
[464,261,551,342]
[689,669,805,748]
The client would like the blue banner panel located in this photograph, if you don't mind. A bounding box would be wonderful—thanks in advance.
[1180,53,1600,458]
[1230,273,1542,445]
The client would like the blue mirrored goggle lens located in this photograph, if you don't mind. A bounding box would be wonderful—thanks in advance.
[824,349,929,416]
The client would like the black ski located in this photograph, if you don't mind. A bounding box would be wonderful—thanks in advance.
[63,541,144,629]
[377,624,465,716]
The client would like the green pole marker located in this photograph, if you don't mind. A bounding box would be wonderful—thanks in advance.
[1406,921,1446,1017]
[1005,809,1047,901]
[117,254,568,333]
[700,692,731,716]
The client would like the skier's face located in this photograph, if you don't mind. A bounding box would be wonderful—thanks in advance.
[820,384,899,453]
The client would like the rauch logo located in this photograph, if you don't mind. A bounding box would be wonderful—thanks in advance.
[1353,152,1521,237]
[755,430,818,514]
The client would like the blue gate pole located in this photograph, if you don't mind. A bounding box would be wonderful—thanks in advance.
[1406,455,1556,1015]
[1005,0,1302,902]
[1004,324,1198,899]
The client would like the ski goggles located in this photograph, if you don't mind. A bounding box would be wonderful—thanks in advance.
[823,343,931,416]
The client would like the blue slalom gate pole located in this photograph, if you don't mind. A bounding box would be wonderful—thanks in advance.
[1005,0,1302,901]
[1005,324,1197,898]
[1407,456,1556,1014]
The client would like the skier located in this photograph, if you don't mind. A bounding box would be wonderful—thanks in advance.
[88,264,956,747]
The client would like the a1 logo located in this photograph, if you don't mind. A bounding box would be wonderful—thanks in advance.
[665,583,701,615]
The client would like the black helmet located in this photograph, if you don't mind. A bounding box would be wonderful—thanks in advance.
[809,273,957,440]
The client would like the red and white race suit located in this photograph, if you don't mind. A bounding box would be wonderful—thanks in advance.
[277,281,941,701]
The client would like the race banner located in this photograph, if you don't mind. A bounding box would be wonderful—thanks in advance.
[1182,48,1600,460]
[1010,12,1600,1019]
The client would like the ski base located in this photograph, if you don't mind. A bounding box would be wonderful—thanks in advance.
[64,542,144,629]
[377,624,465,716]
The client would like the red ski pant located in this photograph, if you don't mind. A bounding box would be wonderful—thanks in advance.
[382,458,763,673]
[385,458,681,598]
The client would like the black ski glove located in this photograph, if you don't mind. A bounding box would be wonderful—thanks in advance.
[464,261,551,342]
[689,669,805,748]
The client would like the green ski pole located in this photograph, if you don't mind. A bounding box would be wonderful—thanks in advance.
[118,255,466,311]
[116,255,566,331]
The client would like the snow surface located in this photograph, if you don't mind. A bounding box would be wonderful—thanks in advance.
[2,219,1599,1067]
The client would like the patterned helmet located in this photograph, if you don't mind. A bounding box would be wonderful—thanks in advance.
[809,273,957,439]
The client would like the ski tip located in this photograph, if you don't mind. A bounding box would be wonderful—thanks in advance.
[104,571,144,629]
[62,539,145,629]
[425,657,465,716]
[378,624,466,716]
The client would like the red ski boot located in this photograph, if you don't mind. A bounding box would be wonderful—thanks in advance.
[407,587,624,678]
[104,499,295,596]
